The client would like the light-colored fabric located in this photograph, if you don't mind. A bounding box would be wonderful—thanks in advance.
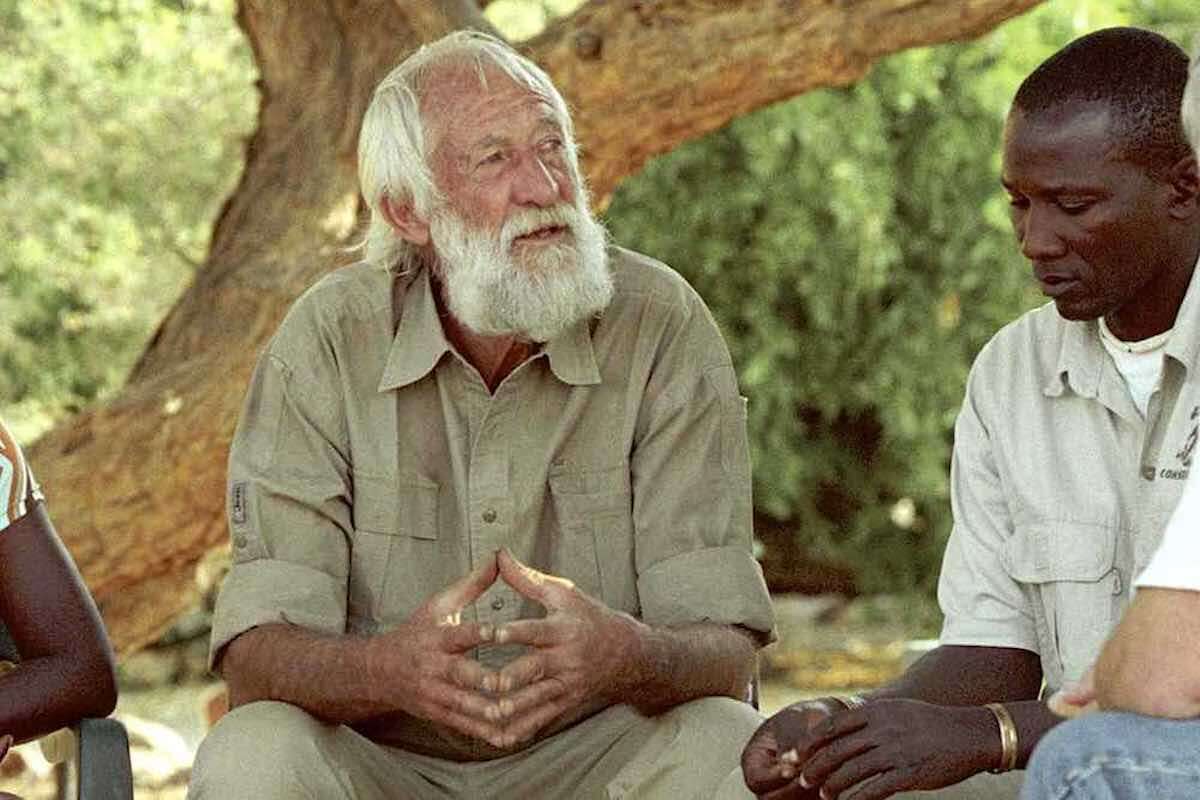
[888,772,1024,800]
[1022,712,1200,799]
[188,697,763,800]
[209,246,775,761]
[1136,462,1200,591]
[1097,317,1167,419]
[938,266,1200,691]
[0,418,42,531]
[712,764,1024,799]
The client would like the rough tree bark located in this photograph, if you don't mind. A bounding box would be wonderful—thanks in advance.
[30,0,1045,656]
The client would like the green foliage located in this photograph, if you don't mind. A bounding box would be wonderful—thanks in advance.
[603,0,1199,594]
[0,0,255,439]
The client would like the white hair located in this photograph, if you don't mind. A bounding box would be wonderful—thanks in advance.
[356,30,579,273]
[1186,51,1200,157]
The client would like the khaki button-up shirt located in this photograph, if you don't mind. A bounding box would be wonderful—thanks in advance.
[939,265,1200,692]
[210,247,775,759]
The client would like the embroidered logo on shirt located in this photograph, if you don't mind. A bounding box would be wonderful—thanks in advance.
[1176,406,1199,468]
[231,482,248,525]
[1157,406,1200,481]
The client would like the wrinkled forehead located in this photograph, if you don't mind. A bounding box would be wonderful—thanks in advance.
[419,60,565,153]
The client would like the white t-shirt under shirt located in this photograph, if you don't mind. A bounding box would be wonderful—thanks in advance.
[1098,316,1170,419]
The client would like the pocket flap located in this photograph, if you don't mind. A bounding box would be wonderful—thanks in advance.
[352,472,439,539]
[1005,519,1117,583]
[548,467,630,521]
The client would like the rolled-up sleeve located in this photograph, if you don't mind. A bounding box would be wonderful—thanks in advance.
[938,362,1039,653]
[631,294,775,642]
[209,322,354,670]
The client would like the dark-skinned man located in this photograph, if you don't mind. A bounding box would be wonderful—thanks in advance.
[740,27,1200,800]
[187,30,775,800]
[1019,47,1200,800]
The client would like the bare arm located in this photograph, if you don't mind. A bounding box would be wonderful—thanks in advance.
[1093,587,1200,717]
[0,501,117,743]
[625,620,757,713]
[219,623,383,722]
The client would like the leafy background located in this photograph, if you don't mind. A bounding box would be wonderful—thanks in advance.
[2,0,1198,607]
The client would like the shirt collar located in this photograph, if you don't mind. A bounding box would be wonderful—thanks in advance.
[543,316,602,386]
[1045,317,1103,399]
[378,267,602,391]
[1164,255,1200,371]
[1045,254,1200,398]
[378,267,452,392]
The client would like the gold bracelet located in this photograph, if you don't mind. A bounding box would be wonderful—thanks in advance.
[984,702,1019,773]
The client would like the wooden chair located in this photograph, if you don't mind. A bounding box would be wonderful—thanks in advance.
[0,622,133,800]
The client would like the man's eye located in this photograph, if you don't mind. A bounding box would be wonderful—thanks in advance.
[478,152,505,167]
[1057,199,1093,214]
[540,137,564,152]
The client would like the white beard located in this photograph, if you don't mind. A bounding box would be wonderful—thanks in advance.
[428,198,613,343]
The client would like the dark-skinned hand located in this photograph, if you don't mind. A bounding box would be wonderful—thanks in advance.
[487,549,648,749]
[741,697,852,799]
[790,699,996,800]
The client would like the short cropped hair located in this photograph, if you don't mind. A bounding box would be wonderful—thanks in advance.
[1013,27,1192,176]
[356,31,578,272]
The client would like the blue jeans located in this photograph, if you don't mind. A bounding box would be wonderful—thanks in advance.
[1022,712,1200,799]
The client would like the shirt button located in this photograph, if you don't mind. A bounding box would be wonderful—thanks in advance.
[234,535,247,548]
[1141,465,1156,481]
[482,509,497,523]
[491,597,505,611]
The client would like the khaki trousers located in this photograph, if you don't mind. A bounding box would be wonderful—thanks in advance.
[188,697,762,800]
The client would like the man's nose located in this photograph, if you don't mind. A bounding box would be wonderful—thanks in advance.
[1018,205,1068,262]
[511,152,562,207]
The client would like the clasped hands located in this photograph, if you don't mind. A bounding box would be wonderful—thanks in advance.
[365,548,643,750]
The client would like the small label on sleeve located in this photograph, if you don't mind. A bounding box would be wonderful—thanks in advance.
[231,482,248,526]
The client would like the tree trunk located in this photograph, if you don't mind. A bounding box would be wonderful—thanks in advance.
[30,0,1044,656]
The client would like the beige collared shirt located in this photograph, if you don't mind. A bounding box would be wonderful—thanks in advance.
[939,265,1200,691]
[210,247,775,759]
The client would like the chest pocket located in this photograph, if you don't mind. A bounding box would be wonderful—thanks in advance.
[1005,519,1122,689]
[548,465,637,615]
[348,471,440,630]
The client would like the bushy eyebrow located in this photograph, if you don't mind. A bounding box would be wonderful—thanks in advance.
[467,115,564,156]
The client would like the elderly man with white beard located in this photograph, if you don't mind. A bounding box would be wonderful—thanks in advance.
[187,31,775,800]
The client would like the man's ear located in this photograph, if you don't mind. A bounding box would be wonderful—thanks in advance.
[381,196,431,246]
[1166,154,1200,220]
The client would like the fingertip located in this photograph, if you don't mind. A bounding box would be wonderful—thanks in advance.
[479,623,494,642]
[780,748,800,765]
[495,626,509,645]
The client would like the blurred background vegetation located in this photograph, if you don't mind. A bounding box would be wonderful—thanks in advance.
[2,0,1197,607]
